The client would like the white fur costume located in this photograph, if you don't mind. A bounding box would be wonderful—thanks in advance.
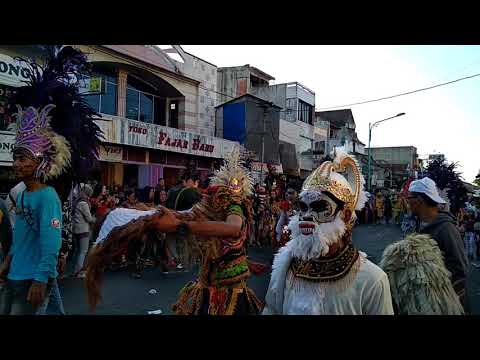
[94,208,157,245]
[262,148,394,315]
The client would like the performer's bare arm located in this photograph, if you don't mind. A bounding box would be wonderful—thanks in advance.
[132,202,152,211]
[184,214,243,238]
[151,206,242,238]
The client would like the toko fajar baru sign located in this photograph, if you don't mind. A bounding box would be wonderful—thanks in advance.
[93,116,238,159]
[122,118,227,157]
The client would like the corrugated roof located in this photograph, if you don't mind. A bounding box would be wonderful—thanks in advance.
[215,93,282,109]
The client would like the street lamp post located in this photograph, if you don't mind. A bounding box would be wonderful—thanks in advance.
[367,112,405,191]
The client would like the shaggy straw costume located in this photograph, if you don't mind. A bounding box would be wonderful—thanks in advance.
[380,233,464,315]
[86,147,263,315]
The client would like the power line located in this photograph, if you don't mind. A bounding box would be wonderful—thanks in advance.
[317,72,480,111]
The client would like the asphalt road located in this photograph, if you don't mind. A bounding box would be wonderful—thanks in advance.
[58,224,480,315]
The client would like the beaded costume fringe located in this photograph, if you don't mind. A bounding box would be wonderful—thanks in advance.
[172,282,263,315]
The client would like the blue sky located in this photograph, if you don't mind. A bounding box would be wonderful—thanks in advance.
[182,45,480,182]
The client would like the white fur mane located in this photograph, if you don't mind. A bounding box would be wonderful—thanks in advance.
[287,214,347,259]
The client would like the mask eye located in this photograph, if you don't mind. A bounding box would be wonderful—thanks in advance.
[310,200,331,213]
[299,202,308,212]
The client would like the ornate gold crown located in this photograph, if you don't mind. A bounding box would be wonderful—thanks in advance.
[302,151,362,212]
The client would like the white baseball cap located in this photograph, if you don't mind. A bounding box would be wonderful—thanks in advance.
[408,177,446,204]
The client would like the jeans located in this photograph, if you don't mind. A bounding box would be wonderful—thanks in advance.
[165,234,179,259]
[36,278,65,315]
[72,233,90,274]
[0,279,52,315]
[464,232,476,259]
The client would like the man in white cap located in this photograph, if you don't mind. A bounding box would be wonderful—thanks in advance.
[407,177,468,311]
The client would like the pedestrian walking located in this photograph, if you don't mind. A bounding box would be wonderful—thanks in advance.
[375,191,385,224]
[164,169,202,269]
[407,177,469,312]
[463,213,476,261]
[0,46,103,315]
[384,192,393,224]
[71,184,96,278]
[391,193,401,225]
[0,146,63,315]
[91,184,116,218]
[474,215,480,261]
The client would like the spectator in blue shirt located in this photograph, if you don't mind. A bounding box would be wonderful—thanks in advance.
[0,148,62,315]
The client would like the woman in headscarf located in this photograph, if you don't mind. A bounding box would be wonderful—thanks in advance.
[71,184,96,278]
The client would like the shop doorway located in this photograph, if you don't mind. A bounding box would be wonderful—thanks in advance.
[124,164,139,189]
[163,167,181,190]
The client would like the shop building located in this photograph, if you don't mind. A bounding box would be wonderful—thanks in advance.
[0,45,238,193]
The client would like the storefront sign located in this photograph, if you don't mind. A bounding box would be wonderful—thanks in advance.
[79,76,103,95]
[123,119,227,157]
[99,145,123,163]
[0,132,15,164]
[94,116,238,159]
[0,54,31,87]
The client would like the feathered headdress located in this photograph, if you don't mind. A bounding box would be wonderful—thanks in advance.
[9,45,103,188]
[302,146,368,213]
[209,146,254,197]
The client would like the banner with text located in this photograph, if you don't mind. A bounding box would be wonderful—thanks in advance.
[0,132,15,163]
[95,117,237,159]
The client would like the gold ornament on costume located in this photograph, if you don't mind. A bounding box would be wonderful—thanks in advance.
[229,178,241,193]
[210,146,253,198]
[302,147,363,215]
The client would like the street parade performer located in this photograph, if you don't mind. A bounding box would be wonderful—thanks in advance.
[262,147,394,315]
[86,147,264,315]
[380,233,464,315]
[0,46,102,315]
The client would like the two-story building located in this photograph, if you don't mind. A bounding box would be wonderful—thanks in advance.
[315,109,365,156]
[365,146,419,189]
[0,45,238,193]
[217,64,316,180]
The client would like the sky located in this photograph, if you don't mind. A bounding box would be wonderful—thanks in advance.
[182,45,480,183]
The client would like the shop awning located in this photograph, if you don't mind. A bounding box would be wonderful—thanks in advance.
[279,141,299,176]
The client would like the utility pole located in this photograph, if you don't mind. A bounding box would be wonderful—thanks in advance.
[258,102,273,184]
[367,112,406,191]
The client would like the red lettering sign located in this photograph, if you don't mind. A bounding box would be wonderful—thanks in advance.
[192,139,200,151]
[129,125,147,134]
[158,131,167,145]
[192,138,214,153]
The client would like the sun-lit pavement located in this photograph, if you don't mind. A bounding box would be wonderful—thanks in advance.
[58,223,480,315]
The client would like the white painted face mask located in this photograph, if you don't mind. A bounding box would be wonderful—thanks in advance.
[298,191,340,235]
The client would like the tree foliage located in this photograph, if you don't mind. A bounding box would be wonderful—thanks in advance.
[474,171,480,187]
[425,159,467,214]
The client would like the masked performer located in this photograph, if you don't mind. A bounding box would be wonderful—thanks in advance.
[86,147,263,315]
[262,148,394,315]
